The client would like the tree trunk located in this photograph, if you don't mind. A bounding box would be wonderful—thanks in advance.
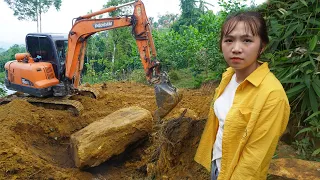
[36,1,39,33]
[39,3,42,33]
[37,18,39,33]
[40,13,42,33]
[112,41,116,64]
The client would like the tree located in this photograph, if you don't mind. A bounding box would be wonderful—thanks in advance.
[172,0,212,32]
[156,13,178,29]
[258,0,320,160]
[4,0,62,32]
[0,44,26,72]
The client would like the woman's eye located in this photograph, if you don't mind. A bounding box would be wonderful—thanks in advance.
[224,39,232,42]
[244,39,252,43]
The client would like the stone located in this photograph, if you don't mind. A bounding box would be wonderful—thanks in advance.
[268,158,320,180]
[168,108,199,121]
[70,106,153,169]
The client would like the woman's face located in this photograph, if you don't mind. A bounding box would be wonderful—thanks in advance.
[221,21,263,70]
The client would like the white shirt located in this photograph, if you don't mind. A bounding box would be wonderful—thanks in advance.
[212,73,239,171]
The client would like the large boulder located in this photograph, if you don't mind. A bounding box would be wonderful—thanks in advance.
[70,106,153,169]
[268,158,320,180]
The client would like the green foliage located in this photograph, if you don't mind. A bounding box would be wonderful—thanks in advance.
[172,0,200,31]
[82,59,114,84]
[153,11,228,80]
[168,68,208,89]
[0,44,26,71]
[129,69,147,84]
[218,0,249,14]
[0,45,25,96]
[0,72,6,97]
[168,69,197,89]
[258,0,320,160]
[153,14,178,29]
[83,0,240,86]
[173,0,213,32]
[104,0,133,16]
[168,71,179,81]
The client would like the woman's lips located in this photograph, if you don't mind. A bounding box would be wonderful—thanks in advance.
[231,58,243,63]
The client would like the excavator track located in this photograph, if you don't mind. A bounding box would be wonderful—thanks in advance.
[0,87,102,116]
[77,86,102,99]
[0,95,84,116]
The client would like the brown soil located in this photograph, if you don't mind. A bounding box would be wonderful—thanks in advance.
[1,81,305,180]
[0,81,216,180]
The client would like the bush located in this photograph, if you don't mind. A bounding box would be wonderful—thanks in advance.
[168,68,201,89]
[168,70,179,81]
[258,0,320,161]
[129,69,148,84]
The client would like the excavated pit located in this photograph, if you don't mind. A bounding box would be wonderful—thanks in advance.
[0,81,307,179]
[0,81,215,179]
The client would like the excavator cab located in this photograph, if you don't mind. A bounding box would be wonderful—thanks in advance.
[26,34,68,80]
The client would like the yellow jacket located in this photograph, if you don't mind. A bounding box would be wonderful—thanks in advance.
[194,62,290,180]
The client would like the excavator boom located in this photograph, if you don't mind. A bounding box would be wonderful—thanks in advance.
[3,0,181,118]
[65,0,181,117]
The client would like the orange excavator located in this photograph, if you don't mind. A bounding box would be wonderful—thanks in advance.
[2,0,181,117]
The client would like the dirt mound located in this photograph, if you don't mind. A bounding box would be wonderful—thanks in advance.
[0,81,215,179]
[0,100,92,179]
[146,117,209,179]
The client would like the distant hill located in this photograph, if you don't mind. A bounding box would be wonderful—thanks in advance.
[0,41,13,50]
[0,48,5,53]
[0,42,26,53]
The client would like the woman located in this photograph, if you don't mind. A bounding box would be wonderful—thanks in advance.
[194,11,290,180]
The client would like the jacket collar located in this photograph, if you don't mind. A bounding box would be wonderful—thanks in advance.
[223,62,270,87]
[246,62,270,87]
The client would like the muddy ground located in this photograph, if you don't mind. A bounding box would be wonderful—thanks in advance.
[1,80,311,180]
[0,81,217,179]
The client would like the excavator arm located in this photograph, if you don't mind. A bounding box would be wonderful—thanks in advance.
[65,0,181,118]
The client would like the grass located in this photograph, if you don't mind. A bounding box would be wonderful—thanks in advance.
[80,68,220,90]
[169,69,220,89]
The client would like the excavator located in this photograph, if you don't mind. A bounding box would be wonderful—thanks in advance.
[2,0,181,118]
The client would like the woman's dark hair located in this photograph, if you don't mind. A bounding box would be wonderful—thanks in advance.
[219,11,269,51]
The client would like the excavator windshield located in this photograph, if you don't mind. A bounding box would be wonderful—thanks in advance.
[55,40,68,63]
[26,35,53,61]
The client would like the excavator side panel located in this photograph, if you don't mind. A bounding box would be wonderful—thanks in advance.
[4,61,59,97]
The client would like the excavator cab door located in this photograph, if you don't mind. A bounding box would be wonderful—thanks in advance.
[26,34,63,79]
[55,40,68,79]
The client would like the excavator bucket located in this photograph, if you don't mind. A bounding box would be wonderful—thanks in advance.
[154,73,182,118]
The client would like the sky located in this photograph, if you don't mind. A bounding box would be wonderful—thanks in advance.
[0,0,266,47]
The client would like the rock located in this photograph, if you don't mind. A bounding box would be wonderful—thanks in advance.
[82,83,91,87]
[275,141,298,159]
[101,82,107,90]
[268,158,320,180]
[70,106,153,169]
[167,108,199,121]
